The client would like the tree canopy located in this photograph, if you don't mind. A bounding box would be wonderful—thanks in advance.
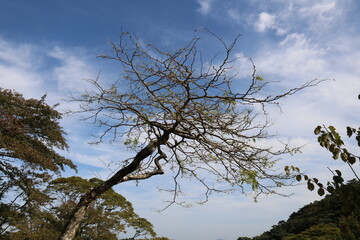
[59,30,320,239]
[0,89,164,240]
[0,88,76,234]
[4,176,159,240]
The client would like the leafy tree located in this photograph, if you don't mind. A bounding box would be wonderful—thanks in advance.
[283,223,342,240]
[6,177,159,240]
[239,180,360,240]
[59,30,320,239]
[0,88,76,234]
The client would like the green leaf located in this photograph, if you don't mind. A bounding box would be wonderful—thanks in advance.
[356,135,360,147]
[307,182,315,191]
[317,188,325,196]
[332,149,340,160]
[255,75,263,81]
[340,152,348,161]
[296,175,302,182]
[333,175,344,184]
[326,185,334,193]
[328,126,336,132]
[348,156,356,164]
[346,126,354,137]
[314,126,322,135]
[329,144,336,153]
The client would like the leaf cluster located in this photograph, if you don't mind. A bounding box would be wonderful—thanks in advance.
[287,124,360,197]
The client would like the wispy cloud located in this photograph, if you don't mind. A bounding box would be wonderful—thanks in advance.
[0,37,108,170]
[0,39,44,97]
[48,46,96,91]
[197,0,212,15]
[254,12,276,33]
[298,1,337,21]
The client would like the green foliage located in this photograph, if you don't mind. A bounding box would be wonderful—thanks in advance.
[289,124,355,197]
[0,89,161,240]
[0,88,76,234]
[303,124,359,195]
[283,223,342,240]
[5,176,158,240]
[0,88,75,171]
[280,98,360,240]
[237,180,360,240]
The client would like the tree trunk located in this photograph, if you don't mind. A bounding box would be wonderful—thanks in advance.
[58,139,160,240]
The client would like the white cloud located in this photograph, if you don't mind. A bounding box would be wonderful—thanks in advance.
[0,37,116,170]
[0,39,44,98]
[257,33,327,81]
[254,12,276,32]
[0,39,40,69]
[48,46,96,91]
[227,8,241,22]
[299,1,337,20]
[197,0,212,15]
[0,65,42,92]
[0,38,98,102]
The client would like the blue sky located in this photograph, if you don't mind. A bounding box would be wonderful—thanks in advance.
[1,1,360,240]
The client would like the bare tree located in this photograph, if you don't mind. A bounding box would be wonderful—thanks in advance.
[58,30,320,240]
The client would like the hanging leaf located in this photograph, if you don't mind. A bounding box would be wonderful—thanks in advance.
[307,182,315,191]
[329,126,336,132]
[340,152,348,161]
[314,126,322,135]
[356,135,360,147]
[348,156,356,165]
[335,170,342,177]
[317,188,325,196]
[346,126,354,137]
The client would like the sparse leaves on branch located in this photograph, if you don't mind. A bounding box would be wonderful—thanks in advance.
[289,106,360,197]
[59,30,321,240]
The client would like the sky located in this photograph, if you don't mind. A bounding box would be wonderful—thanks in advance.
[0,0,359,239]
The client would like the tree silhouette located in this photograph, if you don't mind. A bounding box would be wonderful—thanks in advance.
[59,30,320,240]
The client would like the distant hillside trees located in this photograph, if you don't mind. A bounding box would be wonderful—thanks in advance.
[239,95,360,240]
[237,180,360,240]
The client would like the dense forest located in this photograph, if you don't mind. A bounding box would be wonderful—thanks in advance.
[238,180,360,240]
